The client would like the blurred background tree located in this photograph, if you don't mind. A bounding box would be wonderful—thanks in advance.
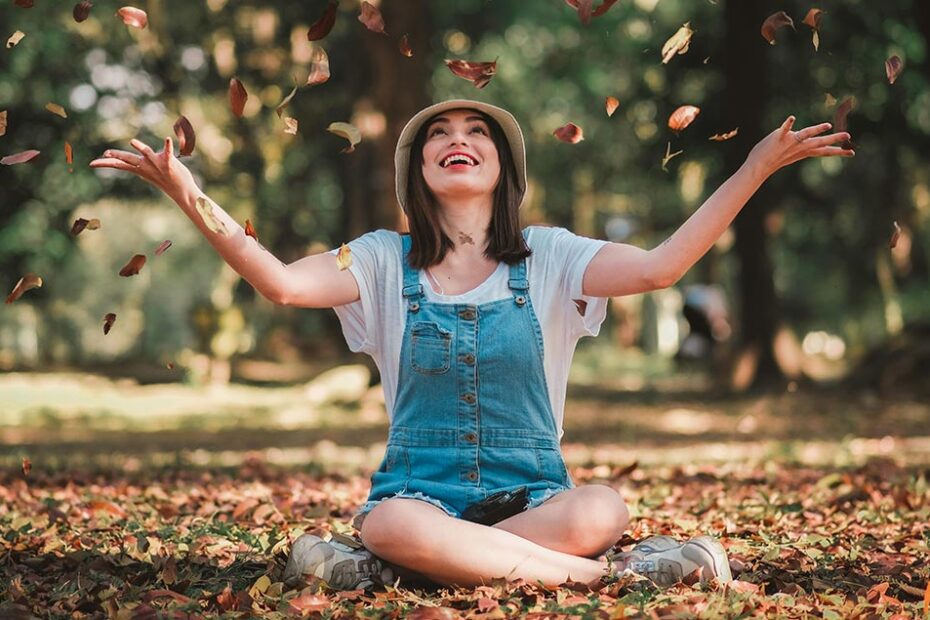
[1,0,927,394]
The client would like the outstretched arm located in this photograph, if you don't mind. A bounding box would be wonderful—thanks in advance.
[90,137,360,308]
[583,116,854,297]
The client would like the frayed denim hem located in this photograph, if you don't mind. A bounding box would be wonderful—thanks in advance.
[352,491,460,531]
[526,486,569,510]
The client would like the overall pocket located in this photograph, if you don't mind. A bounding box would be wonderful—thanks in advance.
[410,321,453,375]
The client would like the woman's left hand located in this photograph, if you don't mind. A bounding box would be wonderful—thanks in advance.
[745,115,855,179]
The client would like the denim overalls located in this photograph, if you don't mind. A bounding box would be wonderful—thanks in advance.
[353,232,574,526]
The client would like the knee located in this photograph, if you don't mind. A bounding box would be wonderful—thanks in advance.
[358,499,439,560]
[565,486,629,554]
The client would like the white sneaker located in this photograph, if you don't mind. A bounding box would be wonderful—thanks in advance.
[283,533,395,591]
[608,535,732,587]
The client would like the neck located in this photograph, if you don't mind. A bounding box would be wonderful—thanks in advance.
[434,194,493,255]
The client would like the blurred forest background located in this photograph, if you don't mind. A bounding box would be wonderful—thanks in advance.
[1,0,929,399]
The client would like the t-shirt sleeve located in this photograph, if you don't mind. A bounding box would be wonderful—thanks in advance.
[327,230,397,355]
[534,226,610,338]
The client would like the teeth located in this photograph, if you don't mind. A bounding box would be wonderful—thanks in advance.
[442,154,477,167]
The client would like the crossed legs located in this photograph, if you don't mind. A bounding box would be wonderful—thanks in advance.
[358,484,630,587]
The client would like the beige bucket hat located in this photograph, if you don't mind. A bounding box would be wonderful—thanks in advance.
[394,99,527,213]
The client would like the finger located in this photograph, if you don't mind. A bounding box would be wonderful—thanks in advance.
[807,146,856,158]
[102,149,144,166]
[795,122,833,141]
[130,138,159,165]
[89,157,139,170]
[164,136,173,163]
[805,133,851,148]
[781,115,796,133]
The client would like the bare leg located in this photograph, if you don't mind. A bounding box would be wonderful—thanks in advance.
[359,497,612,587]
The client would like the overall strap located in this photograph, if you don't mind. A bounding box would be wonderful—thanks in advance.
[400,234,424,311]
[507,229,529,306]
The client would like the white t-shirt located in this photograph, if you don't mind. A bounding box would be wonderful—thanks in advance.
[329,225,609,440]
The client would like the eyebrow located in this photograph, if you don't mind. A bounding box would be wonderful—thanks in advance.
[427,115,488,128]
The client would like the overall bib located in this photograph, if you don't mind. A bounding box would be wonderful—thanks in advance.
[354,232,574,527]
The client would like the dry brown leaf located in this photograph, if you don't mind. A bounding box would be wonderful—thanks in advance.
[399,33,413,58]
[275,85,299,119]
[88,500,128,519]
[885,55,903,85]
[358,1,387,35]
[173,116,196,156]
[0,110,7,136]
[229,78,248,118]
[709,127,739,141]
[668,105,700,132]
[73,1,93,23]
[14,0,35,7]
[661,23,693,64]
[833,96,855,149]
[64,142,73,171]
[196,196,230,236]
[306,46,331,86]
[761,11,795,45]
[155,240,172,256]
[45,102,67,118]
[605,96,620,117]
[327,122,361,153]
[553,123,584,144]
[119,254,146,277]
[283,118,298,135]
[802,8,823,29]
[5,273,42,304]
[890,221,901,249]
[565,0,619,24]
[103,312,116,335]
[307,1,337,41]
[7,31,26,49]
[444,59,497,89]
[1,150,40,165]
[21,457,31,476]
[116,6,148,29]
[244,219,258,241]
[336,243,352,271]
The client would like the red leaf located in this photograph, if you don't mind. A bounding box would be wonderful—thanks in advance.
[605,96,620,117]
[307,1,337,41]
[802,8,823,30]
[890,221,901,249]
[88,500,128,519]
[14,0,34,7]
[358,1,387,35]
[173,115,195,156]
[103,312,116,335]
[1,150,41,165]
[565,0,619,24]
[116,6,148,29]
[399,33,413,58]
[885,55,903,85]
[21,457,31,476]
[761,11,795,45]
[553,123,584,144]
[668,105,701,132]
[306,46,330,86]
[709,127,739,141]
[244,219,258,242]
[64,141,73,172]
[229,78,248,118]
[289,592,332,613]
[6,273,42,304]
[73,1,93,23]
[444,59,497,89]
[119,254,146,277]
[155,240,172,256]
[833,96,855,149]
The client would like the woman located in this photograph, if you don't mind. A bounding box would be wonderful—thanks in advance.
[90,99,853,590]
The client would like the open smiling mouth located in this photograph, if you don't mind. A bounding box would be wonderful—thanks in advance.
[440,154,479,168]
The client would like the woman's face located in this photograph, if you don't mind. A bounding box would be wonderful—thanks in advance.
[420,108,501,204]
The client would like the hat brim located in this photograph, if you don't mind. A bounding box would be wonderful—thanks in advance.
[394,99,527,214]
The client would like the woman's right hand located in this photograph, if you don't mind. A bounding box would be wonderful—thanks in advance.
[89,136,198,204]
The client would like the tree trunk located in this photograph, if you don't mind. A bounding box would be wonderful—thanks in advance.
[723,0,784,390]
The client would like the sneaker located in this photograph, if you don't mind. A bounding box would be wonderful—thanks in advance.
[608,535,732,587]
[283,533,395,591]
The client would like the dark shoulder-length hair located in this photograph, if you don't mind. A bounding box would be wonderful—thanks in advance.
[404,109,531,269]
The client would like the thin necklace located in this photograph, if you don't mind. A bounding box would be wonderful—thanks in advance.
[427,267,445,295]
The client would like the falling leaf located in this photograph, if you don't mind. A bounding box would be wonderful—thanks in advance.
[283,117,298,135]
[668,105,701,132]
[336,243,352,271]
[7,31,26,49]
[661,142,684,171]
[275,86,299,118]
[326,122,361,153]
[553,123,584,144]
[306,46,330,86]
[172,116,196,156]
[71,218,101,236]
[119,254,146,277]
[73,1,93,22]
[154,240,172,256]
[103,312,116,335]
[824,93,837,108]
[605,97,620,117]
[708,127,739,141]
[166,361,175,370]
[761,11,795,45]
[14,0,34,7]
[229,78,248,119]
[802,8,823,51]
[1,150,40,165]
[399,34,413,58]
[890,221,901,249]
[0,110,6,136]
[45,103,67,118]
[116,6,148,29]
[21,457,31,476]
[661,23,693,64]
[307,1,337,41]
[244,219,258,242]
[64,142,73,172]
[196,196,230,236]
[444,59,497,89]
[885,55,903,85]
[833,96,854,149]
[6,273,42,304]
[358,1,387,35]
[565,0,619,24]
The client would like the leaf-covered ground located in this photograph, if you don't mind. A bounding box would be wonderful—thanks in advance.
[2,454,928,618]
